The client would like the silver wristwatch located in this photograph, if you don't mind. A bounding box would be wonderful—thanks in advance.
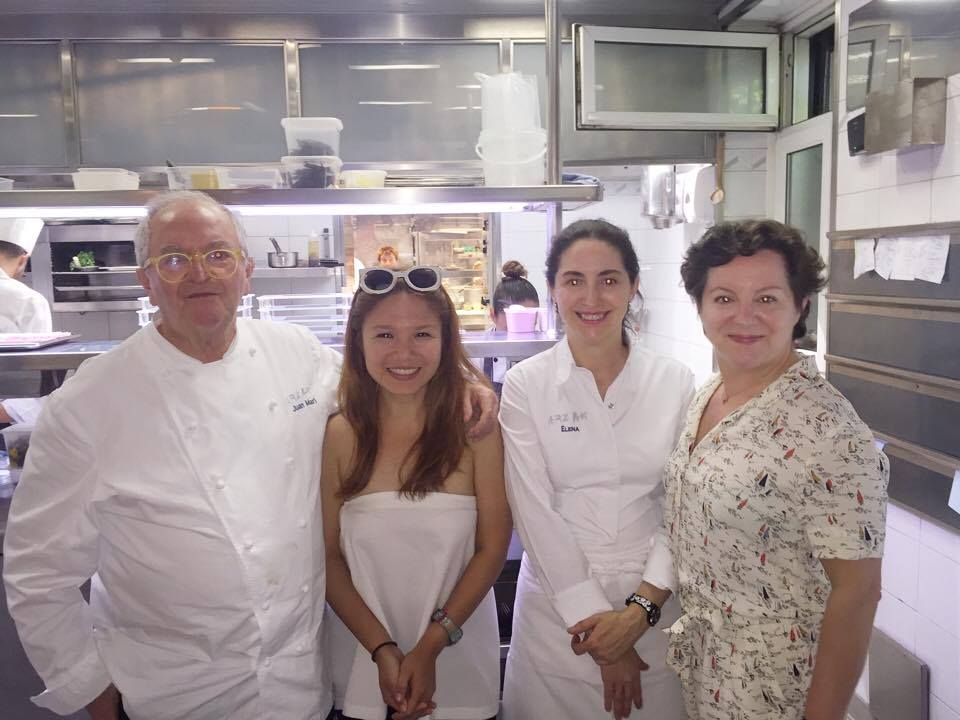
[431,608,463,645]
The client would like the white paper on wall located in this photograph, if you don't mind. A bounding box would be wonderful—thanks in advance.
[874,238,896,280]
[854,238,876,278]
[889,239,918,281]
[913,235,950,284]
[949,469,960,516]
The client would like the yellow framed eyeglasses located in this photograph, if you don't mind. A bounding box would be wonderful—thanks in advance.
[142,247,247,284]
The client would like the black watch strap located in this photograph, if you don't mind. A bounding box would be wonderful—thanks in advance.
[625,592,661,627]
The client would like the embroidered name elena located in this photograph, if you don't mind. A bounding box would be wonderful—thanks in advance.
[561,424,580,432]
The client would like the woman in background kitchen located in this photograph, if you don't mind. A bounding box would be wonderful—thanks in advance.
[322,264,510,720]
[499,219,693,720]
[572,220,888,720]
[481,260,540,393]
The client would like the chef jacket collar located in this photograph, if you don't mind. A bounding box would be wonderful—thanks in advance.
[143,319,245,372]
[553,332,640,387]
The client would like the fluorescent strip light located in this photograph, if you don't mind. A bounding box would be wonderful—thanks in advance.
[456,84,482,89]
[190,105,245,111]
[180,58,216,64]
[0,114,38,118]
[0,203,532,220]
[357,100,433,106]
[117,57,174,64]
[348,64,440,70]
[0,207,146,220]
[444,106,482,111]
[234,202,530,216]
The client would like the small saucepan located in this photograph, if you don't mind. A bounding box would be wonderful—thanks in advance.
[268,237,299,268]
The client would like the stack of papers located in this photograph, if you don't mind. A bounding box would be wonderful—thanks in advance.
[0,332,74,350]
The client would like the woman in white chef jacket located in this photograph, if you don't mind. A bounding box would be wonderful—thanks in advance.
[499,219,694,720]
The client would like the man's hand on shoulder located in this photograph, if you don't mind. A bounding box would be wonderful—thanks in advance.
[464,381,498,440]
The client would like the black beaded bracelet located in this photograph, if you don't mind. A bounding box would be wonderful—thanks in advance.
[370,640,398,662]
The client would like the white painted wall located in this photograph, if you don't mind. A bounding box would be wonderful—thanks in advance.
[839,2,960,718]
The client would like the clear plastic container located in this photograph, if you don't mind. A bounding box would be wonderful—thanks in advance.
[0,177,13,191]
[215,166,282,190]
[1,423,34,468]
[258,293,352,336]
[281,156,342,188]
[281,117,343,156]
[340,169,387,188]
[164,166,221,190]
[72,168,140,191]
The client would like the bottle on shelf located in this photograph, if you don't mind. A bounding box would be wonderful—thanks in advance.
[308,231,321,267]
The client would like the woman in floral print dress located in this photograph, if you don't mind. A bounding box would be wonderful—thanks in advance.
[571,220,888,720]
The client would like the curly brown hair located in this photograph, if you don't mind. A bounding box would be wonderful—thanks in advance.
[680,219,827,340]
[337,282,488,500]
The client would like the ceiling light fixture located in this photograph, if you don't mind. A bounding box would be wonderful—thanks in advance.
[348,64,440,70]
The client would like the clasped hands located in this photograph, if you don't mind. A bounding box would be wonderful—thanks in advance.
[568,605,652,720]
[374,635,444,720]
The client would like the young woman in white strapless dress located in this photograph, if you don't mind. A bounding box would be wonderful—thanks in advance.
[321,265,511,720]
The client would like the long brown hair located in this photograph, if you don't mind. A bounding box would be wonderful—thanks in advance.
[337,281,488,500]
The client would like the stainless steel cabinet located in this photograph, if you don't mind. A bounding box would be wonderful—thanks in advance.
[574,25,780,131]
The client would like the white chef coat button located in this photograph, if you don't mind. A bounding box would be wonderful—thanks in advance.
[186,423,197,434]
[295,643,305,653]
[268,400,278,412]
[261,600,270,611]
[298,517,306,529]
[215,479,226,490]
[244,539,254,550]
[301,583,309,594]
[249,348,257,357]
[263,656,272,668]
[607,402,614,409]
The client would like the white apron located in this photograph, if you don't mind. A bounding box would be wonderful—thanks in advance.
[501,513,686,720]
[325,492,500,720]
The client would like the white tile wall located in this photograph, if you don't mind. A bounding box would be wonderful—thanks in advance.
[917,617,960,714]
[882,526,921,607]
[917,549,960,638]
[875,592,918,655]
[931,176,960,223]
[932,695,960,720]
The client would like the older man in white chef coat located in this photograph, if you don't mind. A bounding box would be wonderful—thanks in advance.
[3,191,495,720]
[0,217,51,426]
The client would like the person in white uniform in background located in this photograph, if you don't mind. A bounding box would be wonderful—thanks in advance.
[0,217,51,425]
[1,191,500,720]
[322,265,510,720]
[499,219,694,720]
[480,261,539,395]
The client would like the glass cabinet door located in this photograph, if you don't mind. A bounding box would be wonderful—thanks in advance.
[74,42,286,166]
[299,42,500,162]
[0,42,68,168]
[575,25,780,131]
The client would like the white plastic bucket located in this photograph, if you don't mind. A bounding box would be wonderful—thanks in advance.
[281,117,343,156]
[476,72,541,133]
[476,129,547,186]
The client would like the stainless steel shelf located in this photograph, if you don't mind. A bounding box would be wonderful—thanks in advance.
[252,267,341,278]
[0,330,558,371]
[0,185,601,214]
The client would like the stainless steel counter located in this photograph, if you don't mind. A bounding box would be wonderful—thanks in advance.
[0,331,558,372]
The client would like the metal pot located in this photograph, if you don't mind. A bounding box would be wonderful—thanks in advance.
[268,251,299,268]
